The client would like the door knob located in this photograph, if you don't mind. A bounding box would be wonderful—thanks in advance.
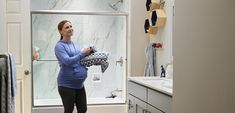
[24,70,30,75]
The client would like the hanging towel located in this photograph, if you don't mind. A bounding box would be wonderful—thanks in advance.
[144,43,157,76]
[0,56,7,113]
[5,53,16,113]
[9,54,17,97]
[80,46,109,73]
[0,59,1,111]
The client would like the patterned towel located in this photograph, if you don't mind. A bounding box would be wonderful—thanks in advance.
[80,46,109,73]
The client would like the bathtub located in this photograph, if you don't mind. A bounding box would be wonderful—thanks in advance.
[34,97,125,106]
[32,97,127,113]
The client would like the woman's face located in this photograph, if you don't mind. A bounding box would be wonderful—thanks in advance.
[60,22,73,38]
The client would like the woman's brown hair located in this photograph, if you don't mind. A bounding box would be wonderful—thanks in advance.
[57,20,70,40]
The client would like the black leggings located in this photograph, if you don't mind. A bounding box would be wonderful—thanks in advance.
[58,86,87,113]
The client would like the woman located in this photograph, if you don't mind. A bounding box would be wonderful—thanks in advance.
[54,20,91,113]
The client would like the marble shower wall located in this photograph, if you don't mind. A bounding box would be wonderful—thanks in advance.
[31,0,129,12]
[31,0,128,105]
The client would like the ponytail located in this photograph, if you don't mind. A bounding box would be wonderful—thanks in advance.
[58,20,70,41]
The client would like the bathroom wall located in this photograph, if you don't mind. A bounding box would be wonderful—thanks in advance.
[129,0,150,76]
[31,0,129,12]
[150,0,174,76]
[130,0,175,77]
[174,0,235,113]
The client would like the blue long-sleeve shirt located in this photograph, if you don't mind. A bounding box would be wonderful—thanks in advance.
[54,40,87,89]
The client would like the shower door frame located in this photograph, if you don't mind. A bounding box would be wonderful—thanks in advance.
[30,10,129,107]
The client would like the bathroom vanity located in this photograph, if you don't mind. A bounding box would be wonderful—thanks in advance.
[128,77,172,113]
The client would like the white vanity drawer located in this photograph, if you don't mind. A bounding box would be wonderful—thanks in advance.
[128,94,136,113]
[128,81,147,101]
[147,89,172,113]
[147,104,163,113]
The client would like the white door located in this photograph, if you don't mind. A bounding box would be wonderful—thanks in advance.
[0,0,31,113]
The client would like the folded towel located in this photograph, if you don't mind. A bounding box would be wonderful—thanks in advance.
[80,47,109,73]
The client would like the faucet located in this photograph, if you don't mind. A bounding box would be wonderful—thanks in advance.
[161,59,173,78]
[116,57,124,66]
[165,61,173,79]
[160,65,166,78]
[165,62,173,70]
[105,88,123,98]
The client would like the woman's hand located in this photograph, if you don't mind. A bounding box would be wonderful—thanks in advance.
[82,47,91,55]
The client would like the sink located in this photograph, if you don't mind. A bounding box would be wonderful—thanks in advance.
[162,82,173,89]
[141,77,173,89]
[142,77,165,81]
[129,77,173,94]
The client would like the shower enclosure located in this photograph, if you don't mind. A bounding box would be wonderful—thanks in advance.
[31,10,127,106]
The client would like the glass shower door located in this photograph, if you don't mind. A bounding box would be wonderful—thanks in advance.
[31,12,127,106]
